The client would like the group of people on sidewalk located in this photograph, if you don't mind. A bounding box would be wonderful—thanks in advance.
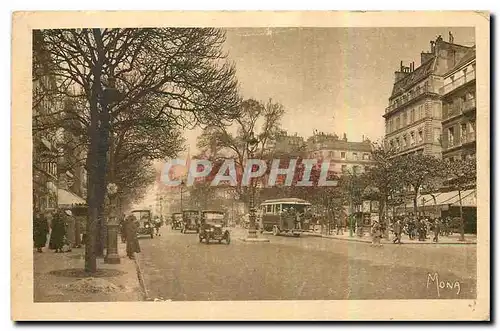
[369,216,452,246]
[33,209,83,253]
[119,214,142,260]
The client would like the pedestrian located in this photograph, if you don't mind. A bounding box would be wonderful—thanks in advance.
[64,210,75,250]
[433,218,441,243]
[371,221,382,247]
[119,214,126,243]
[124,214,141,259]
[154,216,162,236]
[33,210,49,252]
[392,218,402,244]
[49,210,66,253]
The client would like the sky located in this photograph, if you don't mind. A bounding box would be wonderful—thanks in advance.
[181,26,475,155]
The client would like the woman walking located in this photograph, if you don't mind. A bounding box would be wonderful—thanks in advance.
[124,214,141,259]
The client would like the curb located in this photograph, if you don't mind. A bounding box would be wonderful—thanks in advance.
[133,255,151,301]
[303,232,477,245]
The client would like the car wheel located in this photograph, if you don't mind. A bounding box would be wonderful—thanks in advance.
[150,233,154,239]
[205,237,210,244]
[218,239,222,244]
[226,233,231,245]
[199,236,203,243]
[273,226,279,236]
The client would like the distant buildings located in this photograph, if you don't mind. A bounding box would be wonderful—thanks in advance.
[306,132,375,175]
[383,33,473,158]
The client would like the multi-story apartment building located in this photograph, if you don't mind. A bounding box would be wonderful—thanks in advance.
[306,132,375,175]
[266,131,305,156]
[440,46,476,161]
[383,33,472,158]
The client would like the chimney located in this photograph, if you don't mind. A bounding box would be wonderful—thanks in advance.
[421,52,434,64]
[343,133,347,142]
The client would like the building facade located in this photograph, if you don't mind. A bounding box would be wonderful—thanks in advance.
[383,34,473,158]
[306,132,375,175]
[33,31,59,212]
[440,47,476,161]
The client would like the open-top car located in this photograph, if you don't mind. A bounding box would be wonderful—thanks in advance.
[171,212,183,230]
[130,209,154,238]
[181,209,200,234]
[199,210,230,244]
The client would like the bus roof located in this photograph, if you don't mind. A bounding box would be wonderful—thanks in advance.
[260,198,311,206]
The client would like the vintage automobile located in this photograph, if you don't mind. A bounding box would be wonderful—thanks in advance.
[259,198,311,237]
[199,210,230,244]
[130,209,154,239]
[171,212,183,230]
[181,209,200,234]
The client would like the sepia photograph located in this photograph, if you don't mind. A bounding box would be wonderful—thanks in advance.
[11,11,490,320]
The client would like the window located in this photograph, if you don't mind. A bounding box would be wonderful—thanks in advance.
[402,111,408,127]
[352,152,358,160]
[363,153,370,160]
[410,109,415,123]
[395,138,400,151]
[461,123,467,142]
[266,205,272,213]
[395,116,401,130]
[341,152,346,159]
[419,105,424,119]
[341,165,347,173]
[448,127,455,146]
[410,132,415,145]
[418,129,424,143]
[403,135,408,148]
[434,128,441,144]
[390,140,395,150]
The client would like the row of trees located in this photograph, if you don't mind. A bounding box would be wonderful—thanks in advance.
[33,28,242,272]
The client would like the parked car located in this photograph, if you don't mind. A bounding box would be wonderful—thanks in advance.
[199,210,230,244]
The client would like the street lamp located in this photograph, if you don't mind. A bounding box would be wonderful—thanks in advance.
[246,131,259,239]
[105,182,120,264]
[180,179,185,211]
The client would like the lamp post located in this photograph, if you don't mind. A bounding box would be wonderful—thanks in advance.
[180,180,185,211]
[105,182,120,264]
[242,131,269,243]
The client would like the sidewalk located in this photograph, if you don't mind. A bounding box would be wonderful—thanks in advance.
[33,242,144,302]
[302,230,477,245]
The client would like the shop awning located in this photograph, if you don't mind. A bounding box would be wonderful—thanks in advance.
[400,189,476,209]
[58,189,86,208]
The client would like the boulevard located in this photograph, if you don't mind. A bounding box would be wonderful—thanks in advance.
[137,226,477,301]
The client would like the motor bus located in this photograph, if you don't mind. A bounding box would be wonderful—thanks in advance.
[259,198,312,236]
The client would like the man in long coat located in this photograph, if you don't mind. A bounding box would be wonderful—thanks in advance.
[49,210,66,253]
[124,215,141,259]
[33,211,49,252]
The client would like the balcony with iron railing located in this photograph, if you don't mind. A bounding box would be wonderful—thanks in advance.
[444,132,476,150]
[440,70,476,95]
[461,132,476,144]
[385,79,442,114]
[443,98,476,121]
